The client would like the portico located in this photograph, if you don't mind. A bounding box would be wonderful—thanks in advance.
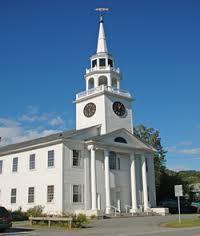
[86,129,156,215]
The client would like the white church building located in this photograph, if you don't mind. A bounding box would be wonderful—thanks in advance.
[0,16,161,216]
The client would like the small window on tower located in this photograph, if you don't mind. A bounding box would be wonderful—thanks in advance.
[108,59,113,67]
[92,59,97,68]
[99,58,106,67]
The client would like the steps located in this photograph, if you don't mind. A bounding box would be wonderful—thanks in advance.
[103,211,160,219]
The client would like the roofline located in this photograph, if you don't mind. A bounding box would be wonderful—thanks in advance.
[85,140,155,154]
[0,125,101,156]
[0,139,63,157]
[87,128,157,152]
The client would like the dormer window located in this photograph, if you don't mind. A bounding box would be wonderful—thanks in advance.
[114,137,127,144]
[108,59,113,67]
[99,58,106,67]
[92,59,97,68]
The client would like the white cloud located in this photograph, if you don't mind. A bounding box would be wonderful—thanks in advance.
[27,105,39,115]
[166,146,177,153]
[0,106,67,147]
[49,116,65,127]
[178,148,200,155]
[179,141,193,146]
[169,166,188,172]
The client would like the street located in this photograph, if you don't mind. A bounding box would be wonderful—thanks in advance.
[1,214,200,236]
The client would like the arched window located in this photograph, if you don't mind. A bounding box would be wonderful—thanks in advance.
[98,76,108,86]
[114,137,127,144]
[88,78,94,89]
[109,151,116,170]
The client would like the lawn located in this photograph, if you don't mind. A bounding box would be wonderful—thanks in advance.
[161,216,200,228]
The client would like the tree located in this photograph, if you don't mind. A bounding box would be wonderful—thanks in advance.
[134,125,167,199]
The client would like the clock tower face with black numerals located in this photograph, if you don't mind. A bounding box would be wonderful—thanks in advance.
[75,16,133,135]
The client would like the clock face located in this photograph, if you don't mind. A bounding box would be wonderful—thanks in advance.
[113,101,126,117]
[83,103,96,117]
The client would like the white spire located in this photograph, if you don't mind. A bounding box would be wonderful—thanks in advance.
[97,16,108,53]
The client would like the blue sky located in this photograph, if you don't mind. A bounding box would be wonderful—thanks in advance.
[0,0,200,171]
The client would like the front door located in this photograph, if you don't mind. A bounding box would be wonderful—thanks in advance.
[110,188,121,211]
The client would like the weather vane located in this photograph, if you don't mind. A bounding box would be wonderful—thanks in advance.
[95,7,109,17]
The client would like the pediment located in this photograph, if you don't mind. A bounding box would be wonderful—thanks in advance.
[89,128,156,152]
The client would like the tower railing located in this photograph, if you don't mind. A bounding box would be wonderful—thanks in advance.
[86,65,120,75]
[76,85,132,100]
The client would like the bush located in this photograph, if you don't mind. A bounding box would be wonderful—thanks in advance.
[90,214,96,220]
[10,207,28,221]
[27,205,45,217]
[72,214,89,228]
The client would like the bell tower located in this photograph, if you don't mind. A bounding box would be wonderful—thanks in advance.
[75,14,133,135]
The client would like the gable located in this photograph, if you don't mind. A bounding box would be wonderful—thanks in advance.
[89,129,155,152]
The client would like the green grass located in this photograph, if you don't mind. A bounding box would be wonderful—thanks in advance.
[161,217,200,228]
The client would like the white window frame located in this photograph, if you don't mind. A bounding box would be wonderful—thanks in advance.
[71,150,82,168]
[12,157,18,172]
[109,151,117,170]
[28,187,35,203]
[11,188,17,204]
[72,184,83,204]
[47,150,54,168]
[47,185,54,203]
[29,154,36,170]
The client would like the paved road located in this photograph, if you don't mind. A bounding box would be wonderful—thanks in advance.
[1,214,200,236]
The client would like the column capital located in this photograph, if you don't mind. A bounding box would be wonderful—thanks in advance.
[141,154,146,160]
[87,145,96,151]
[104,149,109,155]
[130,153,135,160]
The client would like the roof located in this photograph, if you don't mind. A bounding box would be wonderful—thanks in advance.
[0,125,100,156]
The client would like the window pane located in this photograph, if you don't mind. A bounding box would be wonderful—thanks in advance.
[92,59,97,68]
[12,157,18,172]
[99,58,106,67]
[114,137,127,143]
[108,59,113,67]
[11,188,17,204]
[47,185,54,202]
[29,154,35,170]
[109,152,116,170]
[72,150,81,167]
[0,160,3,174]
[28,187,34,203]
[73,185,82,203]
[48,150,54,167]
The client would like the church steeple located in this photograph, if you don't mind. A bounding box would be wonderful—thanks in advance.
[75,13,133,135]
[97,16,108,54]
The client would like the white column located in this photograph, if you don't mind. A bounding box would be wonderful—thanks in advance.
[107,74,112,88]
[141,155,149,211]
[117,80,120,90]
[90,146,97,210]
[130,153,138,212]
[104,150,111,214]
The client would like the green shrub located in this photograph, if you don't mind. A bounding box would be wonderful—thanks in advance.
[27,205,45,217]
[90,214,96,220]
[10,207,28,221]
[72,213,89,228]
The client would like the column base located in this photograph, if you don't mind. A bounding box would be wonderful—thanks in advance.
[105,207,111,214]
[129,208,138,213]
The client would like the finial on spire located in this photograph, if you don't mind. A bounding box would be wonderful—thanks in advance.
[95,8,109,54]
